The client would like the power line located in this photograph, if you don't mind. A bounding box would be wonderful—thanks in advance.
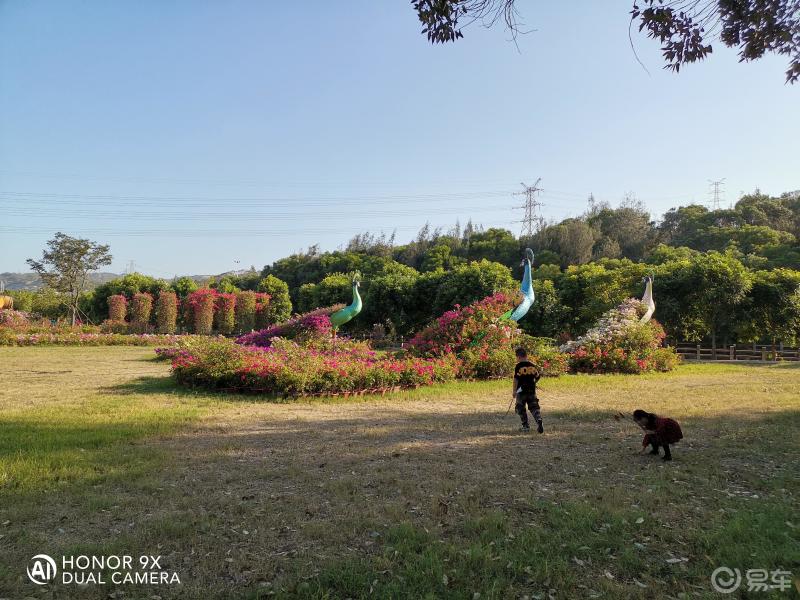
[515,179,544,238]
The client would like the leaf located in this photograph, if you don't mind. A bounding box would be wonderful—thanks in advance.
[635,517,645,524]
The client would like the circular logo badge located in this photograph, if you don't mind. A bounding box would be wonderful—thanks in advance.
[27,554,57,585]
[710,566,742,594]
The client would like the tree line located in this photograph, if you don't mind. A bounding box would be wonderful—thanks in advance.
[9,191,800,347]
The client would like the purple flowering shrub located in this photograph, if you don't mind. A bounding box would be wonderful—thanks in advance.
[236,305,344,348]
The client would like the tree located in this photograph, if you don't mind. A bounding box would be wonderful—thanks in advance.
[413,0,800,82]
[587,199,653,261]
[735,269,800,346]
[656,251,752,348]
[257,275,293,323]
[26,233,112,325]
[540,219,598,267]
[172,276,199,298]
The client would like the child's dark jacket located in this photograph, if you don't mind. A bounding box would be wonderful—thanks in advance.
[642,417,683,447]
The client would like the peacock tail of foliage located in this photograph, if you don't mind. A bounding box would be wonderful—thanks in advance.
[561,297,680,373]
[406,293,569,378]
[237,304,345,348]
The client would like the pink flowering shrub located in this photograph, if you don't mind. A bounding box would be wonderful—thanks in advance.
[108,294,128,322]
[0,330,183,347]
[0,309,30,328]
[407,293,568,379]
[561,299,679,374]
[237,305,344,348]
[254,293,273,330]
[186,288,217,335]
[170,336,457,396]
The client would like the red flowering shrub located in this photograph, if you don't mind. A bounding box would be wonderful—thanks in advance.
[254,293,272,330]
[237,305,343,348]
[170,336,458,396]
[235,291,257,333]
[215,292,237,335]
[108,294,128,322]
[407,293,568,379]
[562,299,679,374]
[130,292,154,332]
[155,291,178,334]
[186,288,217,335]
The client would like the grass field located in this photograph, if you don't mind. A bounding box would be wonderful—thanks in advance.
[1,347,799,599]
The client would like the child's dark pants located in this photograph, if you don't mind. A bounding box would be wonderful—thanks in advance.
[648,438,672,459]
[515,391,541,427]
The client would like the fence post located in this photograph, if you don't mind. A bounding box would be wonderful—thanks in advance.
[761,348,767,361]
[729,345,735,361]
[696,344,701,360]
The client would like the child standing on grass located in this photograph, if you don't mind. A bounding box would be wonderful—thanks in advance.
[513,348,543,433]
[633,409,683,461]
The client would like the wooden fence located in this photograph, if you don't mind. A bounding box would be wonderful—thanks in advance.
[676,343,800,362]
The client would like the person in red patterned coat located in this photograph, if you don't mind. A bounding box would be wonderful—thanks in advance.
[633,409,683,461]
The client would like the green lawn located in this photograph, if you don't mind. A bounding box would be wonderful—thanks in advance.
[1,347,799,599]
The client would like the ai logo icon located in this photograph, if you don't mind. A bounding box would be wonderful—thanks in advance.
[27,554,57,585]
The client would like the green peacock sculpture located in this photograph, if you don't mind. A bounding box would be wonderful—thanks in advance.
[329,274,362,331]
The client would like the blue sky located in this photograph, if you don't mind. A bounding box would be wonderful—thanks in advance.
[1,1,798,276]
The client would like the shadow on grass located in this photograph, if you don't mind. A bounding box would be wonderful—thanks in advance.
[102,375,294,403]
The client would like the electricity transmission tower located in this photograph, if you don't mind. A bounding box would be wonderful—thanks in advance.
[708,179,725,210]
[515,178,544,238]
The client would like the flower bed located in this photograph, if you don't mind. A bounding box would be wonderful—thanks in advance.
[0,330,184,347]
[406,293,569,379]
[561,299,680,374]
[170,336,457,397]
[0,310,30,328]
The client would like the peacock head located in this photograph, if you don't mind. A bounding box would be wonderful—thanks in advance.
[641,274,654,285]
[352,272,361,289]
[521,248,534,267]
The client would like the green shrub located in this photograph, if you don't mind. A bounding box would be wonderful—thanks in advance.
[214,293,236,335]
[155,291,178,334]
[235,291,257,333]
[130,292,154,331]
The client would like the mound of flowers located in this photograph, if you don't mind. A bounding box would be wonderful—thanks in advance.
[169,336,457,397]
[235,305,343,348]
[406,292,568,379]
[560,298,680,374]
